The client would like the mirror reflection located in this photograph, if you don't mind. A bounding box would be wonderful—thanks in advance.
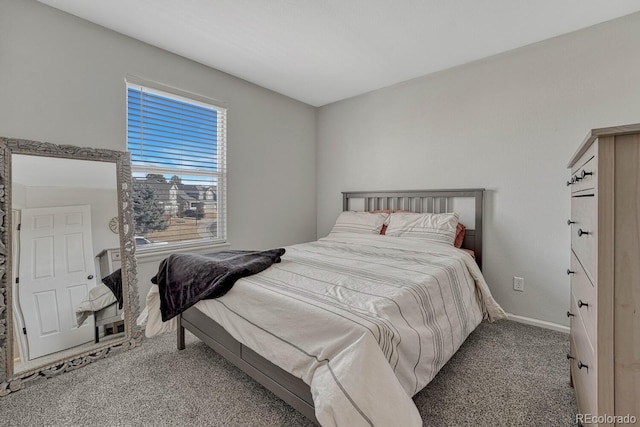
[11,155,124,373]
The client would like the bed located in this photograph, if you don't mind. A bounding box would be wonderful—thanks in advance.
[142,189,505,426]
[76,269,124,342]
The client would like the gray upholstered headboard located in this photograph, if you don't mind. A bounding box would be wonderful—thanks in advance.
[342,189,484,270]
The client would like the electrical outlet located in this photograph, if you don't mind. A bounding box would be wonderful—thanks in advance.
[513,276,524,292]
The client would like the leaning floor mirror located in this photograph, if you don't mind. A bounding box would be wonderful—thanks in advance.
[0,137,143,396]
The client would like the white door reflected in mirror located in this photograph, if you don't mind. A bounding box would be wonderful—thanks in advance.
[18,205,96,360]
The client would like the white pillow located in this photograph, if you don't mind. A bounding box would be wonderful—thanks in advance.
[385,212,459,245]
[330,211,389,235]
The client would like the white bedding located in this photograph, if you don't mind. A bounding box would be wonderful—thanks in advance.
[143,232,505,426]
[75,283,118,327]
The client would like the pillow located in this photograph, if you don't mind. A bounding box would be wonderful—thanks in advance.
[369,210,410,235]
[385,212,459,245]
[454,222,466,248]
[330,211,389,235]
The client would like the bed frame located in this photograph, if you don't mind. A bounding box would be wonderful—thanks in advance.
[177,189,485,424]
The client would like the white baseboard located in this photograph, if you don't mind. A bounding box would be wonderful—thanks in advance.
[506,313,570,334]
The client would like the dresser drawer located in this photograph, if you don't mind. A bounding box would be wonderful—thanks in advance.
[571,195,596,282]
[571,322,597,420]
[570,143,596,195]
[570,267,596,349]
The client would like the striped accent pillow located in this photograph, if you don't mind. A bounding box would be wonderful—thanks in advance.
[385,212,459,245]
[330,211,389,235]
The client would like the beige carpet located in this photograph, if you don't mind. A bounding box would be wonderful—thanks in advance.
[0,320,576,426]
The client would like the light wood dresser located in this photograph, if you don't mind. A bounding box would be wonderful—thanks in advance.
[567,123,640,426]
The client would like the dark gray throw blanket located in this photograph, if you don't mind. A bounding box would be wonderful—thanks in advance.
[151,249,286,322]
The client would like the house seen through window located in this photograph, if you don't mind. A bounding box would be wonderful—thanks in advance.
[126,83,226,248]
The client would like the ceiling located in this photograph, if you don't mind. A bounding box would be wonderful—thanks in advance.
[39,0,640,107]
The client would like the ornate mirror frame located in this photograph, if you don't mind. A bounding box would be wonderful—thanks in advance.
[0,137,143,396]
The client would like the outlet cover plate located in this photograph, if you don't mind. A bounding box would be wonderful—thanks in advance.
[513,276,524,292]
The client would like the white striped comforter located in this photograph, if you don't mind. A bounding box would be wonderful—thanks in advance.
[143,232,506,426]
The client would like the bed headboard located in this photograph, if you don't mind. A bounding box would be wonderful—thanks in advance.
[342,189,484,270]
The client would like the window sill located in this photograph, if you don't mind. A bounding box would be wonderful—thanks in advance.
[134,241,231,263]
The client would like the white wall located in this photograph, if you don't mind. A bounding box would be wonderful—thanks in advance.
[0,0,317,303]
[317,12,640,327]
[3,0,639,326]
[12,183,26,210]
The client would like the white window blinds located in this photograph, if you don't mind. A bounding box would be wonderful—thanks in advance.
[126,83,226,248]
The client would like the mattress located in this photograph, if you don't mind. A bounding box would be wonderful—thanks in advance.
[75,283,117,327]
[143,232,505,426]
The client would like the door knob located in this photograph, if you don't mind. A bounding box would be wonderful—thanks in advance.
[88,275,94,280]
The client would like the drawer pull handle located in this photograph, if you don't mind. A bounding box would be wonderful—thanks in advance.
[578,299,589,308]
[566,353,575,360]
[574,175,583,181]
[566,311,574,317]
[566,180,573,187]
[567,219,575,225]
[577,361,589,370]
[581,170,593,179]
[567,269,575,275]
[577,228,590,237]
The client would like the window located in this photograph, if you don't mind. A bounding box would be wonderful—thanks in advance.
[126,82,226,249]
